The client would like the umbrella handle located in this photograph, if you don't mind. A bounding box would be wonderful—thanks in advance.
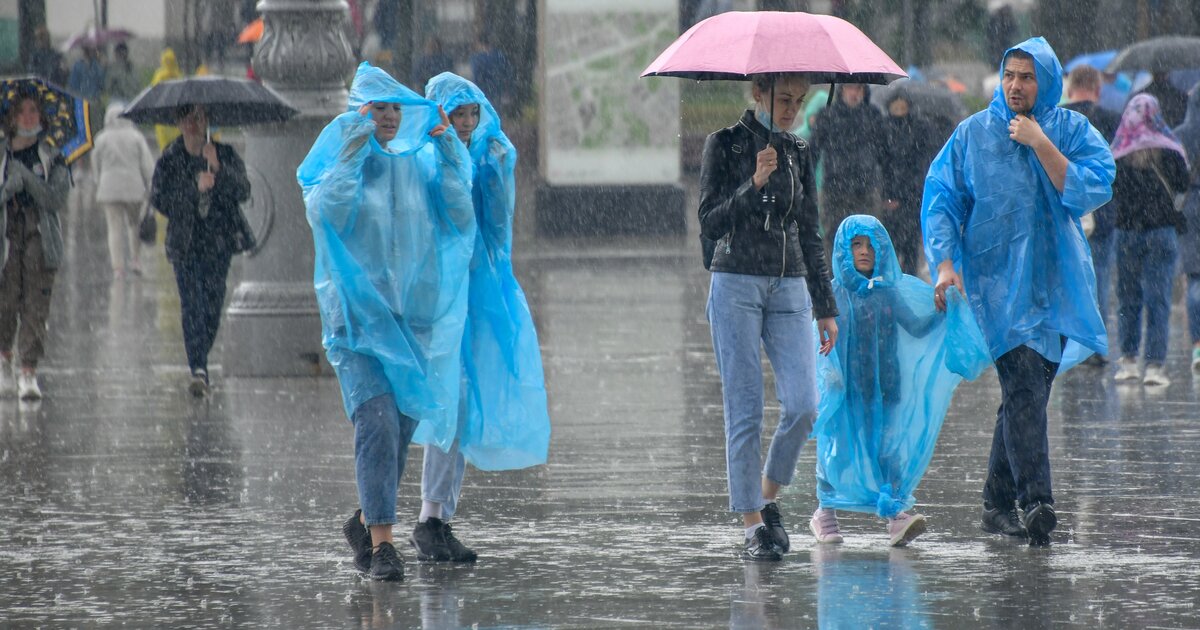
[827,82,836,107]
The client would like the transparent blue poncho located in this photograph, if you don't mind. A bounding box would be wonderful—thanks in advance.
[922,37,1115,369]
[298,62,475,451]
[424,72,550,470]
[814,215,991,518]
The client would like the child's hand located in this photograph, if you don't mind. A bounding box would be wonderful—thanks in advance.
[817,317,838,355]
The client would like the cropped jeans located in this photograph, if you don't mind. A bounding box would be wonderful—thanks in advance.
[707,272,819,513]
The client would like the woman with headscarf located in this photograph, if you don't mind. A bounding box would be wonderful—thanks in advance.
[0,86,71,399]
[151,49,184,151]
[1172,86,1200,374]
[299,62,474,581]
[409,72,550,563]
[1110,94,1189,387]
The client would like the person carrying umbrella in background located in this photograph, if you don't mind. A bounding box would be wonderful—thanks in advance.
[1173,85,1200,374]
[0,80,73,400]
[923,37,1115,546]
[699,72,839,561]
[298,62,474,581]
[148,104,250,397]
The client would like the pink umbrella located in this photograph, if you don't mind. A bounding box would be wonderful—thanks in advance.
[642,11,905,93]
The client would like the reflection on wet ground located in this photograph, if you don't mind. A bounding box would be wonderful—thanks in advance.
[2,208,1199,628]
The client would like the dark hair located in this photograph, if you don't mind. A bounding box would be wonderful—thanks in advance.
[174,104,199,121]
[1005,49,1034,65]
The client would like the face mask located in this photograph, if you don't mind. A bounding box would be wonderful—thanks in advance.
[16,124,42,138]
[755,109,798,134]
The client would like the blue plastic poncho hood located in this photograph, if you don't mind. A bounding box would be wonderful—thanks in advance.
[299,62,476,451]
[815,215,990,518]
[922,37,1115,368]
[424,72,550,471]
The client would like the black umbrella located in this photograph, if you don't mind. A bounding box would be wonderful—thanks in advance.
[121,76,298,126]
[1107,36,1200,73]
[869,79,967,138]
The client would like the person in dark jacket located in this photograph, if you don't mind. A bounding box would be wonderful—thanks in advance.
[150,104,250,396]
[1063,65,1122,355]
[698,72,838,562]
[1109,94,1188,388]
[811,83,885,255]
[0,89,70,400]
[879,88,940,275]
[1136,72,1188,128]
[1173,85,1200,374]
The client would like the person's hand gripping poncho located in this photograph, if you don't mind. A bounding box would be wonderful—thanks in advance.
[423,72,550,470]
[922,37,1116,369]
[814,215,991,518]
[298,62,475,451]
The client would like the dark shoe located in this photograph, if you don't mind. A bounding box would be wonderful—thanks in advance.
[1022,502,1057,547]
[410,517,452,562]
[760,502,789,553]
[440,521,478,563]
[980,502,1028,538]
[342,509,372,573]
[741,526,783,562]
[367,541,404,581]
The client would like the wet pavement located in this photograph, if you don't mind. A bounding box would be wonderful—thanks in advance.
[2,194,1200,629]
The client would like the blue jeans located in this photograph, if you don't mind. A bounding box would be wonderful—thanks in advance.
[422,439,466,520]
[353,393,418,526]
[983,345,1058,510]
[1117,228,1178,364]
[1188,274,1200,344]
[1088,229,1115,324]
[707,273,819,513]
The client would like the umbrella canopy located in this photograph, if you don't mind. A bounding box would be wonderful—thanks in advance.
[870,79,967,128]
[120,76,298,126]
[1108,36,1200,73]
[0,75,93,164]
[238,18,264,44]
[641,11,906,85]
[60,26,134,52]
[1065,50,1117,74]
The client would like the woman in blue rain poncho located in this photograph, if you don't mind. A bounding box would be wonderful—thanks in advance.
[406,72,550,563]
[298,62,474,581]
[812,215,990,547]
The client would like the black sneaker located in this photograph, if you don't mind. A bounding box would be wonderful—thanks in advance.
[410,517,452,562]
[981,501,1028,538]
[742,526,783,562]
[342,509,372,573]
[440,521,478,563]
[367,541,404,581]
[760,503,789,553]
[1022,502,1057,547]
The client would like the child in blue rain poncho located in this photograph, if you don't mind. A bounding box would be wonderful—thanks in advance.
[810,215,990,547]
[404,72,551,562]
[298,62,474,581]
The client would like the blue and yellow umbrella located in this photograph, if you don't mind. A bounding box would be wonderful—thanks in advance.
[0,75,93,164]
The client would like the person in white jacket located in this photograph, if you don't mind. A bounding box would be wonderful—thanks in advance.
[91,103,155,276]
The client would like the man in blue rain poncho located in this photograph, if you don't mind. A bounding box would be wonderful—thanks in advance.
[298,62,475,581]
[922,37,1115,546]
[812,215,990,547]
[407,72,551,563]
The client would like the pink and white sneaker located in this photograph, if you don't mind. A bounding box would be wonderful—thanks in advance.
[887,512,927,547]
[809,508,843,544]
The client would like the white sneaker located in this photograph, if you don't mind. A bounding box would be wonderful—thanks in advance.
[17,371,42,400]
[809,508,844,544]
[0,359,15,398]
[1143,364,1170,387]
[1113,357,1140,382]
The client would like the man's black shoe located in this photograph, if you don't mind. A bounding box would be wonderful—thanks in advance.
[410,517,452,561]
[367,541,404,581]
[742,526,784,562]
[760,502,790,553]
[441,521,478,563]
[980,502,1028,538]
[1022,502,1057,547]
[342,509,372,573]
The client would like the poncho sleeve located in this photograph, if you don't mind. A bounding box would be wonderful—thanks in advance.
[1059,115,1116,219]
[478,135,517,260]
[298,112,375,232]
[921,125,973,272]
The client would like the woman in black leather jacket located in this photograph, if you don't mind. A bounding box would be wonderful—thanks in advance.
[698,73,839,562]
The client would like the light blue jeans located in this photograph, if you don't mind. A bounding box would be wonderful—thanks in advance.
[353,393,418,526]
[422,439,467,520]
[707,272,819,513]
[1117,227,1178,363]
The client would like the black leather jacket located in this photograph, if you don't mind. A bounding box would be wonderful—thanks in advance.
[698,110,838,319]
